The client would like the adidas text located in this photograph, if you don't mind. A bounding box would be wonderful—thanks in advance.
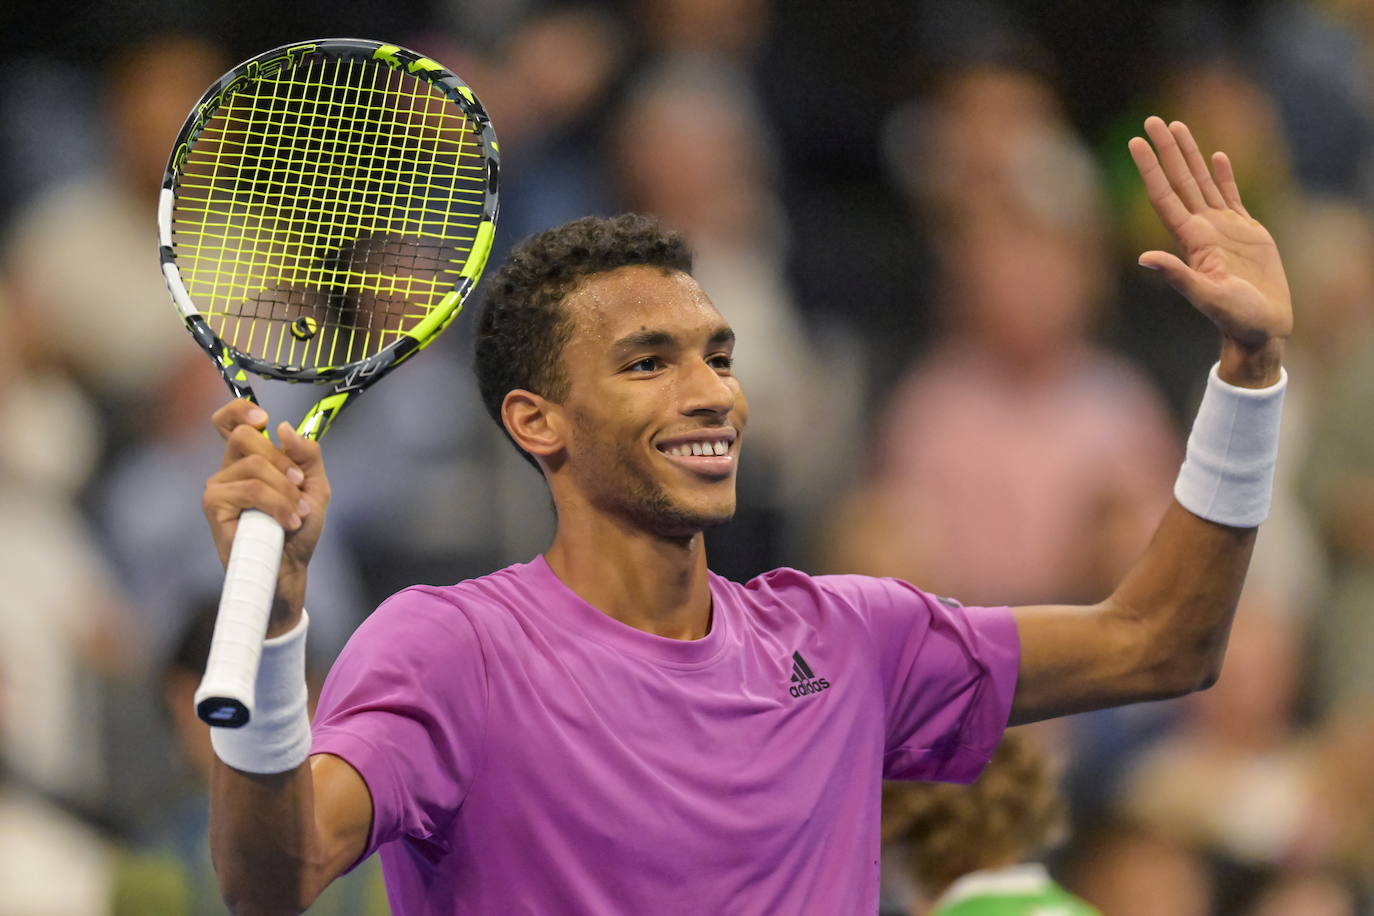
[789,678,831,698]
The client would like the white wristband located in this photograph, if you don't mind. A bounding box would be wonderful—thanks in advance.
[210,611,312,774]
[1174,362,1286,527]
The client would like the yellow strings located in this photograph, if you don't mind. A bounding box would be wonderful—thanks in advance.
[172,56,485,368]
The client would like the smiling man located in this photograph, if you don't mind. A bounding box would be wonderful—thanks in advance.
[201,119,1291,915]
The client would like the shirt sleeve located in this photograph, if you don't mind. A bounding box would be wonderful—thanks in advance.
[829,576,1019,784]
[310,586,490,863]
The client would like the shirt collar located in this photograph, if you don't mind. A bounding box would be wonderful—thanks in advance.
[934,863,1055,908]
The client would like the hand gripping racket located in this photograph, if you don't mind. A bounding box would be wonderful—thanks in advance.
[158,39,499,727]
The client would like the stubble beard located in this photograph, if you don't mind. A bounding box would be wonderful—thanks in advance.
[571,418,734,538]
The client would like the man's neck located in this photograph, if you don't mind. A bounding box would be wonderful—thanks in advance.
[544,515,713,641]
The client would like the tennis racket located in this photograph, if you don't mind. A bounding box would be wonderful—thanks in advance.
[158,38,500,727]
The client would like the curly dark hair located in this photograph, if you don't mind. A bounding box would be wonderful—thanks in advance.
[881,729,1068,895]
[474,214,694,468]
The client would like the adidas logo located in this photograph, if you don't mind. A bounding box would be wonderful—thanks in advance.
[788,651,831,698]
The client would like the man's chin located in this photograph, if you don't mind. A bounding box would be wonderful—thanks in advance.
[646,504,735,539]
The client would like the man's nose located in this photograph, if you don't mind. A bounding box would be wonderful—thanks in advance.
[679,358,734,416]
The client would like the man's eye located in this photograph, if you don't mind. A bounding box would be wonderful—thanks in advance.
[710,354,734,370]
[628,357,661,372]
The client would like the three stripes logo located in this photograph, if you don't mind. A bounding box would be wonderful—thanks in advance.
[788,651,831,698]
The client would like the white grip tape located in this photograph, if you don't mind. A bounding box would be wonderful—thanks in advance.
[1174,362,1286,528]
[195,508,284,726]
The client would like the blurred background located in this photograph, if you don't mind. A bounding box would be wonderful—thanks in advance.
[0,0,1371,913]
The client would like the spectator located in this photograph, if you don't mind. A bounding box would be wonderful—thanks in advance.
[1231,198,1374,626]
[468,4,627,269]
[0,286,132,810]
[1120,592,1374,912]
[1122,596,1314,867]
[634,0,771,62]
[2,33,228,424]
[881,730,1098,914]
[0,661,114,916]
[1063,821,1214,916]
[828,80,1178,607]
[1244,870,1361,916]
[1301,313,1374,706]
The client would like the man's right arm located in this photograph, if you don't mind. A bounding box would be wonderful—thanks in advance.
[202,399,374,915]
[210,752,372,915]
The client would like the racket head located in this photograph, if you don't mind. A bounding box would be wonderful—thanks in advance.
[158,39,499,409]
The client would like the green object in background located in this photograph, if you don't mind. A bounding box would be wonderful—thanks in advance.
[111,851,190,916]
[930,864,1100,916]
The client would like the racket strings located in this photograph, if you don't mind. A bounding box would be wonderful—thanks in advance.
[171,54,487,370]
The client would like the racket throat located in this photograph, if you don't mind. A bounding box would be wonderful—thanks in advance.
[298,391,356,439]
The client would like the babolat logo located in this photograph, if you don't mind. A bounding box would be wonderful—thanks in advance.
[788,651,830,698]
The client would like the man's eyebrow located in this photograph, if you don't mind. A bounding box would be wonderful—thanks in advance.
[708,326,736,347]
[610,329,677,355]
[609,325,735,355]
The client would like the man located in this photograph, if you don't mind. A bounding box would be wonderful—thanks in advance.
[201,118,1291,914]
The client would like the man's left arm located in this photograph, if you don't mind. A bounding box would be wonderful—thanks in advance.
[1009,117,1291,725]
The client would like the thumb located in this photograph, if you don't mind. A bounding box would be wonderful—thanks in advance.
[278,421,324,474]
[1138,251,1210,303]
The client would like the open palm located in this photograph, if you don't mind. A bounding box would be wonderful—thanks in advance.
[1129,116,1292,350]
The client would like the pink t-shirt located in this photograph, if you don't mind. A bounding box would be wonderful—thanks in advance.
[311,557,1019,915]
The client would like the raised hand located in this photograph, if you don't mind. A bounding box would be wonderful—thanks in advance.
[202,399,332,631]
[1129,117,1291,384]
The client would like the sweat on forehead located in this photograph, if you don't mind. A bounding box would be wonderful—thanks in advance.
[560,266,723,337]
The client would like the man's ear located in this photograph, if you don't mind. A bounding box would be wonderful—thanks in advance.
[502,389,565,464]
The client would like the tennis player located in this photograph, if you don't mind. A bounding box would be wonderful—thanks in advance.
[200,117,1290,914]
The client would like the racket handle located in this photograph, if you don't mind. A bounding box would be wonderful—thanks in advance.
[195,509,285,727]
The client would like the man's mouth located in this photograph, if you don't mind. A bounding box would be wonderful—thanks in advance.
[655,430,737,474]
[661,439,730,457]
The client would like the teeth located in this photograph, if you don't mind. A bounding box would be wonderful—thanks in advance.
[663,440,730,457]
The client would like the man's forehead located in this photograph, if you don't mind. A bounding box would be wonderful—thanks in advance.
[563,265,721,334]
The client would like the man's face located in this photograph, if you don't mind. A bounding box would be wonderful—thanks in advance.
[553,265,747,537]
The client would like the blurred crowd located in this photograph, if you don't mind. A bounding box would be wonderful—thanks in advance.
[0,0,1372,913]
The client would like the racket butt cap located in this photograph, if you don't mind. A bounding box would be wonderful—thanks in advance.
[197,696,251,728]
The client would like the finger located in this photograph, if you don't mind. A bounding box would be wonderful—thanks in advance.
[1138,250,1215,305]
[1128,135,1191,231]
[205,477,304,531]
[213,452,306,506]
[1169,120,1227,210]
[279,423,324,474]
[1144,115,1206,211]
[1210,151,1252,218]
[212,399,269,442]
[211,453,309,523]
[279,423,331,503]
[223,424,305,488]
